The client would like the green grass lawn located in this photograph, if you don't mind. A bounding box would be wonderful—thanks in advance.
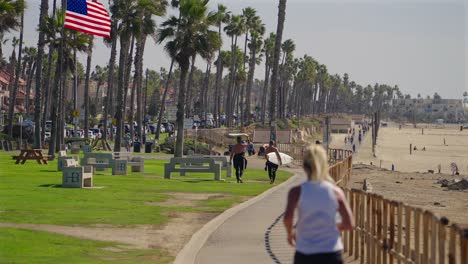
[0,152,292,263]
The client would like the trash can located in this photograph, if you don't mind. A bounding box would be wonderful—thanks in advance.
[133,142,141,153]
[145,142,153,153]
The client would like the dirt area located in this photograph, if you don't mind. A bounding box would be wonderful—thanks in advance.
[348,164,468,226]
[146,192,232,207]
[0,192,245,260]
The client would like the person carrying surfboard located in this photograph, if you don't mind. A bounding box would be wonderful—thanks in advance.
[265,140,282,184]
[229,136,249,183]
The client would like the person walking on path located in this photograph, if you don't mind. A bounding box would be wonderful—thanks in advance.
[265,140,282,184]
[230,137,249,183]
[283,144,354,264]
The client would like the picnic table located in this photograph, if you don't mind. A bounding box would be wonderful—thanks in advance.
[12,149,49,165]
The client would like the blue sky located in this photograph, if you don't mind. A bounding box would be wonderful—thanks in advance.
[3,0,467,99]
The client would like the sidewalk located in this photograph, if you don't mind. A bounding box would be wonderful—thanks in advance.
[195,168,304,264]
[188,155,360,264]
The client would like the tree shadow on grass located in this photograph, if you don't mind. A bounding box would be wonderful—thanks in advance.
[38,184,62,188]
[40,170,58,173]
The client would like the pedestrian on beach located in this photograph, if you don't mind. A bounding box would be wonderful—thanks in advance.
[265,140,282,184]
[283,144,354,264]
[230,136,249,183]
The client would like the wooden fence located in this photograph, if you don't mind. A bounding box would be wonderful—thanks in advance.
[328,152,468,264]
[277,144,352,166]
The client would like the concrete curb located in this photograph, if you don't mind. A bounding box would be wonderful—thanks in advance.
[173,171,301,264]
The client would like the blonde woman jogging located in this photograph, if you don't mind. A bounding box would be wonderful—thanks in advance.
[283,144,354,264]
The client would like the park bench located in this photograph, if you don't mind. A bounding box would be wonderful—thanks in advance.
[62,159,93,188]
[164,157,221,180]
[81,153,114,171]
[113,152,145,173]
[70,143,81,154]
[57,150,79,171]
[187,154,232,178]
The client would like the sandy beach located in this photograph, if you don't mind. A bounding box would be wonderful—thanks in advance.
[354,123,468,175]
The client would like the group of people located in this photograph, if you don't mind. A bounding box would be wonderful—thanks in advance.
[229,137,282,184]
[229,136,354,264]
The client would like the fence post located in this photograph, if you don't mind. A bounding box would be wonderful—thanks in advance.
[349,190,354,257]
[397,202,403,264]
[355,190,361,260]
[360,191,366,264]
[448,225,456,264]
[431,213,437,264]
[382,198,388,264]
[405,205,411,262]
[389,201,396,264]
[423,211,430,264]
[414,208,422,264]
[367,193,372,263]
[439,217,448,264]
[377,196,383,264]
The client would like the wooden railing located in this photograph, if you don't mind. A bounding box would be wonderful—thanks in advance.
[341,190,467,264]
[328,152,468,264]
[329,154,353,186]
[277,144,352,166]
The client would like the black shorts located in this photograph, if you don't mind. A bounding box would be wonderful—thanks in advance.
[233,155,245,169]
[294,251,343,264]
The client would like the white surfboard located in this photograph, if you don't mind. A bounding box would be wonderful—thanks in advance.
[267,152,293,166]
[227,133,249,138]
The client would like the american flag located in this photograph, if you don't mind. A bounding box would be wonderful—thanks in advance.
[64,0,111,38]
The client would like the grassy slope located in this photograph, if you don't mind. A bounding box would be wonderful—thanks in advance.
[0,152,292,262]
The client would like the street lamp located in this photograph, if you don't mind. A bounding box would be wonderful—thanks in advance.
[18,115,23,149]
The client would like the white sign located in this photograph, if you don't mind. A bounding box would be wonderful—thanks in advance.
[166,105,177,121]
[184,118,193,130]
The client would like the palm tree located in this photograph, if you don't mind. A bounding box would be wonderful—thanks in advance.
[22,46,37,113]
[83,36,94,138]
[269,0,287,137]
[260,33,274,124]
[91,65,106,102]
[158,0,221,157]
[0,0,23,62]
[155,0,180,141]
[245,16,264,125]
[131,0,167,142]
[7,0,25,138]
[212,4,229,127]
[46,11,90,155]
[224,14,244,127]
[111,0,139,151]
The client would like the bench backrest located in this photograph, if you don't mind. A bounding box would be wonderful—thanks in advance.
[58,150,67,157]
[113,152,133,160]
[203,156,228,167]
[169,157,217,167]
[82,153,113,166]
[65,159,79,167]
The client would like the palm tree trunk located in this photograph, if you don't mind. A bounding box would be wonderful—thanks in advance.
[261,55,270,124]
[245,43,256,125]
[48,38,63,156]
[136,36,146,142]
[103,23,117,140]
[25,61,36,114]
[129,72,136,140]
[8,8,24,138]
[175,63,190,157]
[155,59,174,140]
[269,0,287,139]
[114,36,131,152]
[84,38,93,139]
[186,55,196,118]
[123,35,135,120]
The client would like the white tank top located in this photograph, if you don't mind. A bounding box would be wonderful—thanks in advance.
[295,181,343,255]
